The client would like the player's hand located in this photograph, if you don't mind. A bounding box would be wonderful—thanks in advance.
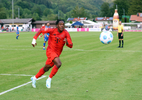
[64,38,68,45]
[32,43,37,47]
[121,34,123,36]
[44,28,48,31]
[32,38,37,47]
[64,38,67,42]
[117,34,118,37]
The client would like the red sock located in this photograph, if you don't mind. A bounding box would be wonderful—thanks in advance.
[35,67,45,78]
[49,65,59,78]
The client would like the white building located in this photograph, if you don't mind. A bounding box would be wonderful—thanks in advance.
[95,17,113,25]
[0,18,34,31]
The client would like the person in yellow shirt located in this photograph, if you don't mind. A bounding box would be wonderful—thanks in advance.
[117,21,124,48]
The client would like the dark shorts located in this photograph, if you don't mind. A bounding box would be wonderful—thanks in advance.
[118,33,123,39]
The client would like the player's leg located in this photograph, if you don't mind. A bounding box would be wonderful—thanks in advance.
[31,63,53,88]
[16,33,18,39]
[49,57,61,78]
[120,39,123,48]
[46,57,61,88]
[43,39,47,50]
[121,34,124,48]
[17,32,19,37]
[16,33,19,39]
[118,33,121,48]
[31,53,54,88]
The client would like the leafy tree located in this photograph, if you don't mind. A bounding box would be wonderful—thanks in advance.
[23,8,31,15]
[72,6,88,17]
[112,0,129,19]
[128,0,142,15]
[58,10,65,19]
[66,11,73,18]
[32,13,40,20]
[0,7,7,19]
[43,8,53,16]
[31,5,42,17]
[100,2,110,17]
[41,15,48,21]
[16,0,31,9]
[39,4,46,11]
[47,14,58,20]
[0,11,7,19]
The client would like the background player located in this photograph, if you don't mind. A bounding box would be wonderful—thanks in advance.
[105,24,108,31]
[16,25,19,39]
[31,19,73,88]
[39,23,51,50]
[117,21,124,48]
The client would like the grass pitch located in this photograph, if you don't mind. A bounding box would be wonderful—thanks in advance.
[0,31,142,100]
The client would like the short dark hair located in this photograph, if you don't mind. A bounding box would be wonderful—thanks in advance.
[56,19,65,25]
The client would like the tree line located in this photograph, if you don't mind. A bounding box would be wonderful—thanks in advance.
[100,0,142,21]
[0,0,142,21]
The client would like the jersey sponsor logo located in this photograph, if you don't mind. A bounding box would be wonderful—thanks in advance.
[55,37,61,43]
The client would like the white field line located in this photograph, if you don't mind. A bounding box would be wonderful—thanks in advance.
[0,75,47,96]
[0,74,34,76]
[0,47,142,53]
[65,48,142,53]
[0,45,43,48]
[0,48,42,50]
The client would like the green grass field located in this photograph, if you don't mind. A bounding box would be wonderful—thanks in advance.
[0,31,142,100]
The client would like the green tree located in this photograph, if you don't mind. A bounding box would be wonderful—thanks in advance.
[0,11,7,19]
[112,0,129,19]
[72,6,88,17]
[100,2,110,17]
[66,11,73,18]
[128,0,142,15]
[23,8,31,15]
[32,13,40,20]
[47,14,58,20]
[0,6,7,19]
[43,8,53,16]
[16,0,31,9]
[31,5,42,17]
[58,10,65,19]
[41,16,48,21]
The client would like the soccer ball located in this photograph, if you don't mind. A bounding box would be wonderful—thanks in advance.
[100,31,113,44]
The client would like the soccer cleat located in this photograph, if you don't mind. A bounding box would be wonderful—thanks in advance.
[31,77,36,88]
[117,46,120,48]
[46,79,51,88]
[120,46,123,48]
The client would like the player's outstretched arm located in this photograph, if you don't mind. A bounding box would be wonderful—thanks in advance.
[32,28,53,47]
[31,29,43,47]
[39,34,44,39]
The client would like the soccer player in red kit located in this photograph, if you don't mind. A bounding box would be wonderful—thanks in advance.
[31,19,73,88]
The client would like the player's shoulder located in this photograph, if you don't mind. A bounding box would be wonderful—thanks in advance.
[52,28,58,31]
[121,25,124,28]
[63,29,69,33]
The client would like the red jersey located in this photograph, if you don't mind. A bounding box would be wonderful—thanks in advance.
[33,28,73,56]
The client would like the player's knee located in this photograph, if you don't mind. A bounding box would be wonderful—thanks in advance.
[56,62,62,68]
[44,65,51,72]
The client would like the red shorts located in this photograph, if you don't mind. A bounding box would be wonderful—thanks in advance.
[45,50,59,67]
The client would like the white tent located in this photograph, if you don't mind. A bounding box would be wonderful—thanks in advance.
[65,23,71,26]
[80,20,101,28]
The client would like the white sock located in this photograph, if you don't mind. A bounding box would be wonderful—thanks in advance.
[48,77,52,81]
[33,76,37,80]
